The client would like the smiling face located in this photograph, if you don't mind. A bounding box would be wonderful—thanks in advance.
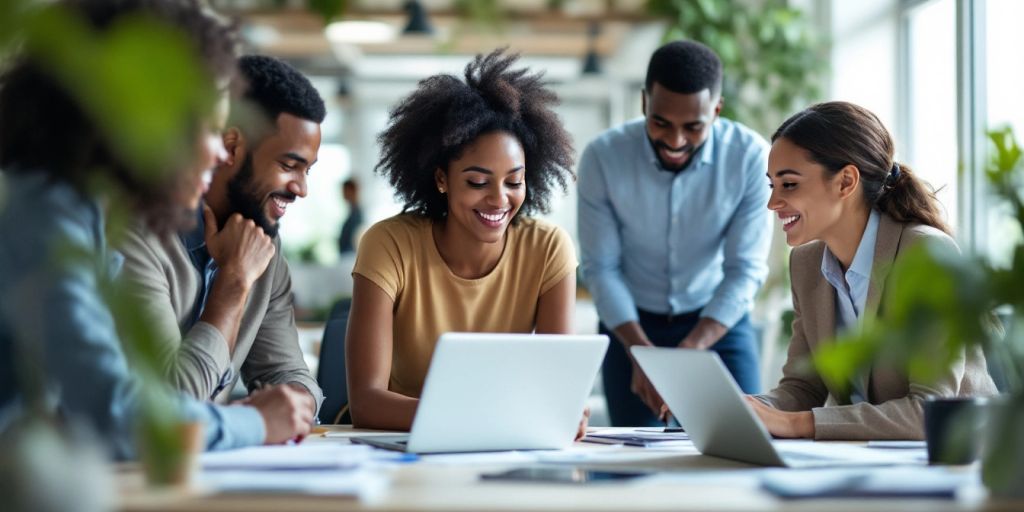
[179,91,230,212]
[214,112,322,236]
[642,82,721,171]
[435,131,526,245]
[767,137,863,247]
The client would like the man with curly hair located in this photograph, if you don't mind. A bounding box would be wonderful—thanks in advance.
[579,40,773,427]
[345,50,585,436]
[117,55,325,427]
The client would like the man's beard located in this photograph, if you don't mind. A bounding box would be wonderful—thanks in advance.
[226,152,279,238]
[648,136,701,173]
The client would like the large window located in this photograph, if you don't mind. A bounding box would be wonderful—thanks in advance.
[905,0,957,229]
[984,0,1024,267]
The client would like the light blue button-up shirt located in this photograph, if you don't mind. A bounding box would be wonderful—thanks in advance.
[578,117,772,329]
[0,173,265,459]
[820,209,880,402]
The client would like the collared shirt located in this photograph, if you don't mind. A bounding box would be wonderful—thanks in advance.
[820,209,881,403]
[180,206,234,398]
[0,173,265,459]
[578,117,772,329]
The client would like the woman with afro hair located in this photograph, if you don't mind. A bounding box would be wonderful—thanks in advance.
[345,49,583,433]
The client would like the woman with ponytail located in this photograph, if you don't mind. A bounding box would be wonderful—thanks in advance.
[748,101,996,440]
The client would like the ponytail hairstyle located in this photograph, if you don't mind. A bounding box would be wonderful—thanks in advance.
[772,101,951,235]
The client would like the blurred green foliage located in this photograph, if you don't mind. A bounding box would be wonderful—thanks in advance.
[811,127,1024,493]
[17,3,218,182]
[1,0,224,481]
[455,0,504,32]
[647,0,827,136]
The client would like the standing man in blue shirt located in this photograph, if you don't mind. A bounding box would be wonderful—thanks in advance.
[578,40,772,427]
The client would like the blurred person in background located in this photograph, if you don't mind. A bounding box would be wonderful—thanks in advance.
[0,0,310,459]
[117,55,325,421]
[338,178,363,255]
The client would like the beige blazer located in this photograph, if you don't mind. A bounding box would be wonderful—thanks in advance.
[757,213,997,440]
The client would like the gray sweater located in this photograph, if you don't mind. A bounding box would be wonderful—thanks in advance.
[117,205,323,411]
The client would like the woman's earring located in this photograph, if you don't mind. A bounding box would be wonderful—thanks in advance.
[439,187,446,194]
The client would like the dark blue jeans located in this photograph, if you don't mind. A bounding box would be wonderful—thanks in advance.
[600,308,760,427]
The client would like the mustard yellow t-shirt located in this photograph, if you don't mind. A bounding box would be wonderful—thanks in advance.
[352,214,577,398]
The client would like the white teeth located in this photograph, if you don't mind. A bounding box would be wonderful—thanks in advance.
[781,215,800,226]
[477,210,508,222]
[273,197,288,211]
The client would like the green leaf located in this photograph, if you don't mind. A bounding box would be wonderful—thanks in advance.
[308,0,347,22]
[24,6,217,182]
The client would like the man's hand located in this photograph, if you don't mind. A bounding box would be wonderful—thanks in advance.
[679,317,728,350]
[286,383,317,418]
[203,204,274,289]
[630,362,665,417]
[244,384,314,444]
[575,406,591,441]
[743,396,814,439]
[612,321,666,417]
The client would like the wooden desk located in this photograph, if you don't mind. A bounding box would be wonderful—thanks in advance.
[116,426,1021,512]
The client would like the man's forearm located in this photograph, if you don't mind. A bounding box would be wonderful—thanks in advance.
[612,321,653,354]
[680,317,728,349]
[198,273,251,354]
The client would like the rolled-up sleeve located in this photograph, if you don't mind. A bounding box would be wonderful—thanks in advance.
[1,196,263,460]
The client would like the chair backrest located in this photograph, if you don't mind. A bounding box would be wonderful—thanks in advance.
[316,298,352,424]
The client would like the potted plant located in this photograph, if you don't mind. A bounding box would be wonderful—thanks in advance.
[0,0,230,492]
[814,126,1024,497]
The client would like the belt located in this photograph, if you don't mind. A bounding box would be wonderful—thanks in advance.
[637,307,702,324]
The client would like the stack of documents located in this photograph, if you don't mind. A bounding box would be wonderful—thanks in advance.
[760,466,978,499]
[198,444,388,498]
[583,429,691,447]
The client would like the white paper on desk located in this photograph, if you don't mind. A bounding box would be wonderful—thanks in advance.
[867,440,928,449]
[200,443,375,470]
[416,451,539,466]
[773,440,927,465]
[200,468,388,498]
[536,445,699,464]
[760,466,977,498]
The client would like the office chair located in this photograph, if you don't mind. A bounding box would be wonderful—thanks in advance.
[316,297,352,424]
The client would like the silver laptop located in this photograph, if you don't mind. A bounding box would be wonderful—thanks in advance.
[353,333,608,454]
[631,346,907,468]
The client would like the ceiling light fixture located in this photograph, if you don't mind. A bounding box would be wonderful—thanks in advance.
[402,0,434,35]
[581,22,602,75]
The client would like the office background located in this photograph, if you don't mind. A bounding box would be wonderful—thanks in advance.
[211,0,1024,425]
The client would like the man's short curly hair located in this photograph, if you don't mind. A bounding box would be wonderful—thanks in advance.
[375,49,575,220]
[645,40,722,96]
[234,55,326,129]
